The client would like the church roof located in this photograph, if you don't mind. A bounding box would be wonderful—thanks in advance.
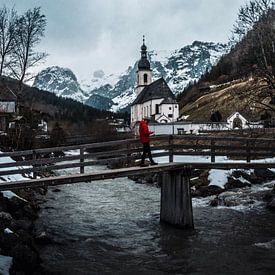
[160,97,178,104]
[132,78,176,105]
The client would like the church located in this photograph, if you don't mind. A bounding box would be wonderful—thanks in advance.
[130,38,179,126]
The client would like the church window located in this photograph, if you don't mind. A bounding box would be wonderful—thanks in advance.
[169,107,172,110]
[168,114,173,118]
[144,74,148,83]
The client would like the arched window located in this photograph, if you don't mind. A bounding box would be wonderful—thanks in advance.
[144,73,148,83]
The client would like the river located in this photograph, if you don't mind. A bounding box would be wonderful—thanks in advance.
[35,161,275,274]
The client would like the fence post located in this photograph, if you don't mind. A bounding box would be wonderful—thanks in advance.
[80,148,85,174]
[169,135,174,163]
[211,140,215,163]
[160,167,194,229]
[246,140,251,163]
[32,150,37,179]
[126,142,131,166]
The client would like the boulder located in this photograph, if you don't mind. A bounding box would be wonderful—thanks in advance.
[267,198,275,210]
[225,177,251,189]
[11,219,33,232]
[254,169,275,181]
[35,231,53,245]
[197,185,224,197]
[0,212,13,230]
[209,196,219,206]
[11,243,41,274]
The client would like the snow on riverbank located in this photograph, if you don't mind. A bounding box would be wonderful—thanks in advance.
[0,151,31,201]
[0,152,34,274]
[155,153,275,189]
[0,255,12,275]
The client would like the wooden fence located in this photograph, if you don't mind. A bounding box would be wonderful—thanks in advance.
[0,135,274,178]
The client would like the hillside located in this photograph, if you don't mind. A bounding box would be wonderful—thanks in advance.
[179,8,275,120]
[0,76,120,136]
[180,77,274,122]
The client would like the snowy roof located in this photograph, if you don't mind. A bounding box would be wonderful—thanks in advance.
[132,78,175,105]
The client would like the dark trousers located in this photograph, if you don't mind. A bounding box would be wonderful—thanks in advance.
[141,142,154,164]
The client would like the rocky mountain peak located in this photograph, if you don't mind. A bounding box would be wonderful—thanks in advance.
[33,66,88,102]
[33,41,229,112]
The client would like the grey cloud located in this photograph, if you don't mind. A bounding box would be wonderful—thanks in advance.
[1,0,248,80]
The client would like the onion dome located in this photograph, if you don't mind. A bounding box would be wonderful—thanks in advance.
[138,36,151,70]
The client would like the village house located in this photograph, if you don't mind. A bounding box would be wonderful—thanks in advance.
[130,38,179,127]
[0,86,17,132]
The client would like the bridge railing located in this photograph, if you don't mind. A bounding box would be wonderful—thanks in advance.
[0,135,274,178]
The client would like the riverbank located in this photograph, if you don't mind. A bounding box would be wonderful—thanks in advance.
[0,187,47,274]
[129,166,275,210]
[0,151,50,274]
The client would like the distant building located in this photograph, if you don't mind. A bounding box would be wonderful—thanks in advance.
[227,112,248,129]
[149,111,263,135]
[131,37,179,126]
[0,86,17,131]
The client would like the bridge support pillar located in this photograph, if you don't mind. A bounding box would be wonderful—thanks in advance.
[160,167,194,229]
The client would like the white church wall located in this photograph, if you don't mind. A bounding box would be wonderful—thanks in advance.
[160,104,179,121]
[131,104,143,124]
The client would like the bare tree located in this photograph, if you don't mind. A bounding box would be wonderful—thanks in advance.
[232,0,274,70]
[0,6,17,76]
[233,0,274,39]
[10,7,47,91]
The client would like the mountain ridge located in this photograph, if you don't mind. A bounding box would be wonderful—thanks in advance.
[33,41,229,111]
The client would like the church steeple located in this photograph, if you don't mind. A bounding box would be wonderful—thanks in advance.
[136,36,152,95]
[138,35,151,70]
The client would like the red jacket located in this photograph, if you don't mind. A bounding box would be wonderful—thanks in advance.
[139,120,153,143]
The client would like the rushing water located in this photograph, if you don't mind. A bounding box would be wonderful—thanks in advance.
[35,161,275,274]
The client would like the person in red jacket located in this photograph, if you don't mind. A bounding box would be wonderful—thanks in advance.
[139,118,157,166]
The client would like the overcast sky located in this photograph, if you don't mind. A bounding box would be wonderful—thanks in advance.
[2,0,248,81]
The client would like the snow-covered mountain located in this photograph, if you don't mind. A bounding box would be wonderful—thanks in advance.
[33,66,89,102]
[33,41,229,112]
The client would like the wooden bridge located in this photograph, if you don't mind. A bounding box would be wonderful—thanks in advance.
[0,135,274,229]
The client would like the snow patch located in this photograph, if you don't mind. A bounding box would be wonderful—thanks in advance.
[1,191,27,202]
[0,255,12,275]
[254,240,275,249]
[4,228,13,234]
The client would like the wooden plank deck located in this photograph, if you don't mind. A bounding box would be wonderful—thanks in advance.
[1,162,275,191]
